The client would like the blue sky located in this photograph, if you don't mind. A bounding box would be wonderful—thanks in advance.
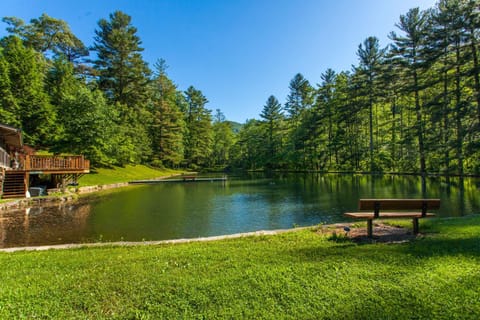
[0,0,437,123]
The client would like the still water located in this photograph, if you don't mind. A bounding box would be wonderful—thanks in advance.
[1,174,479,248]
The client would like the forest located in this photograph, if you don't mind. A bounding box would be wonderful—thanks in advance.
[0,0,479,176]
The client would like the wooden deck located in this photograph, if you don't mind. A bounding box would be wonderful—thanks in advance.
[0,147,11,169]
[24,155,90,174]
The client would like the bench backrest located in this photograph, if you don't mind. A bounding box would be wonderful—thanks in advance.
[359,199,440,217]
[359,199,440,211]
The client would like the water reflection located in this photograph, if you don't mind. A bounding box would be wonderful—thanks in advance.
[0,202,92,248]
[0,174,479,248]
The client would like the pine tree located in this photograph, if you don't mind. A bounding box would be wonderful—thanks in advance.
[92,11,151,107]
[55,87,121,166]
[0,50,19,127]
[429,0,471,176]
[92,11,152,164]
[458,0,480,127]
[150,59,185,168]
[285,73,314,167]
[316,68,337,168]
[356,36,385,172]
[230,119,264,170]
[389,8,429,175]
[212,109,235,168]
[0,36,57,146]
[260,95,284,169]
[285,73,314,124]
[2,14,88,63]
[183,86,213,168]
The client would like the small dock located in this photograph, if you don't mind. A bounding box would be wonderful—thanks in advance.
[129,176,227,184]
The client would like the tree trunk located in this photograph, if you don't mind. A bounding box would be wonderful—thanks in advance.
[469,27,480,127]
[413,68,426,176]
[443,66,450,175]
[391,97,396,172]
[454,42,464,176]
[369,96,374,173]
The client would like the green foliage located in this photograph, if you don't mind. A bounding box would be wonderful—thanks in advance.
[389,7,430,175]
[1,2,480,174]
[260,95,285,169]
[285,73,314,168]
[212,109,235,167]
[2,14,88,63]
[57,87,121,166]
[149,60,185,168]
[91,11,153,165]
[234,0,480,175]
[92,11,151,107]
[0,216,479,318]
[0,11,227,170]
[183,86,213,168]
[230,119,265,170]
[356,36,386,172]
[0,36,57,146]
[0,50,19,126]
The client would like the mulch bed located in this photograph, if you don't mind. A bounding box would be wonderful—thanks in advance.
[323,222,420,244]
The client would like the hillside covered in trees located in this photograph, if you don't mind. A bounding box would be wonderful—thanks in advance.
[1,0,479,176]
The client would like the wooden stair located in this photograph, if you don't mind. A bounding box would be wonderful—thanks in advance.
[2,170,27,199]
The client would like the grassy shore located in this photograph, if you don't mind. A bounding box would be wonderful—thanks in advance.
[77,164,183,187]
[0,216,479,319]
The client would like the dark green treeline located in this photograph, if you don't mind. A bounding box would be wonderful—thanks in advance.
[233,0,480,176]
[0,11,230,169]
[1,1,480,176]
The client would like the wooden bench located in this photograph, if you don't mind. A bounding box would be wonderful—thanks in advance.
[344,199,440,238]
[182,175,197,181]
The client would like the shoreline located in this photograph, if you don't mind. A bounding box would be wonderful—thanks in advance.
[2,171,477,211]
[0,173,183,211]
[4,216,470,252]
[0,226,315,253]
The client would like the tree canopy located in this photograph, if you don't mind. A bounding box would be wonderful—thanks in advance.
[0,1,479,176]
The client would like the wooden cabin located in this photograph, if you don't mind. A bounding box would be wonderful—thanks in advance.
[0,124,90,199]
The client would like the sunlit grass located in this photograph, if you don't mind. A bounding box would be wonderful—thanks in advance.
[77,164,183,187]
[0,215,479,319]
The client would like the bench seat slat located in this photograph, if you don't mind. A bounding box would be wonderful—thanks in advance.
[344,212,436,219]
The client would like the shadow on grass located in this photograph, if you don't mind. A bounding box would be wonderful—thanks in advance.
[290,232,480,264]
[402,235,480,257]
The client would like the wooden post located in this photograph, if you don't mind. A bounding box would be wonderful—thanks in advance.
[25,155,30,170]
[367,219,373,238]
[413,217,419,235]
[0,168,4,198]
[421,201,427,217]
[374,201,380,218]
[24,172,29,197]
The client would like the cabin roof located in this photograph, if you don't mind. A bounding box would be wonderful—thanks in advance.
[0,124,23,149]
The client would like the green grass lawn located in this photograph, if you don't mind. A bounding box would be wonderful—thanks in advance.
[0,216,479,319]
[77,165,183,187]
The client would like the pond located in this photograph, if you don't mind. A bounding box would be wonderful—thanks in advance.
[1,174,479,248]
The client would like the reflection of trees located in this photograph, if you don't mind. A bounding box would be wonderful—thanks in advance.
[1,175,478,249]
[0,201,92,248]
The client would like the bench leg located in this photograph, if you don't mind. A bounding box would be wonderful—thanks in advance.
[367,219,373,238]
[413,218,419,235]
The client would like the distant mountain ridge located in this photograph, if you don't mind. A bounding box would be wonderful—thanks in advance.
[226,121,243,134]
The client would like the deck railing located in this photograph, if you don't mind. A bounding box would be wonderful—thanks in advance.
[25,155,90,172]
[0,147,11,169]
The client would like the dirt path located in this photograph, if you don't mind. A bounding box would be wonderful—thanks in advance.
[324,222,419,244]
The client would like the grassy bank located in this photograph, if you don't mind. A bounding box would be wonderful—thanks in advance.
[0,216,479,319]
[77,164,183,187]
